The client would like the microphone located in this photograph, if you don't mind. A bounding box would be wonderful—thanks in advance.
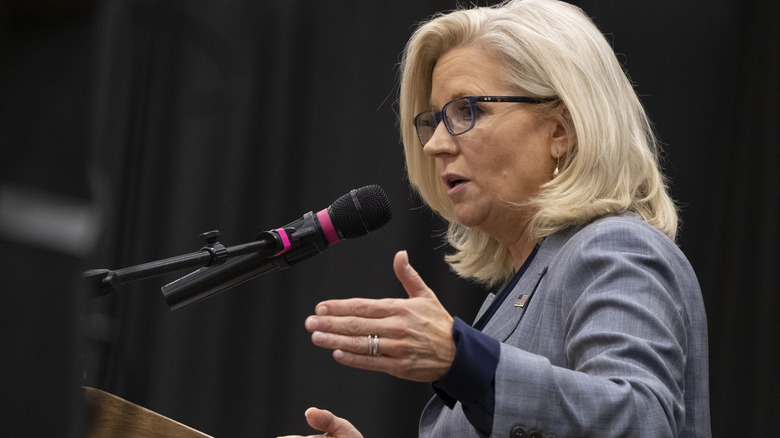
[161,185,392,310]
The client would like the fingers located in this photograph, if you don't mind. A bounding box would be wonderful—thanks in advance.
[311,331,373,356]
[393,250,434,299]
[304,408,338,432]
[311,330,402,358]
[331,346,446,383]
[305,407,363,438]
[315,297,397,318]
[276,408,363,438]
[331,349,404,376]
[306,311,405,336]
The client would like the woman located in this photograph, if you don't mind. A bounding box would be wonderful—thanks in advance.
[281,0,710,436]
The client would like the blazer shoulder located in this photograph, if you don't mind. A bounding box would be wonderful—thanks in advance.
[558,213,679,253]
[542,213,697,292]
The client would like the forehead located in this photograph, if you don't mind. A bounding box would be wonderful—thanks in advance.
[430,46,509,106]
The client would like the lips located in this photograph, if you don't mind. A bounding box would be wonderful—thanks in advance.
[442,173,470,192]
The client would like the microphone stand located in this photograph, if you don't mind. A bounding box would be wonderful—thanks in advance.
[83,230,281,297]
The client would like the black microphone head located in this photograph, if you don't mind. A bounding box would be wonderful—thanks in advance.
[329,185,392,239]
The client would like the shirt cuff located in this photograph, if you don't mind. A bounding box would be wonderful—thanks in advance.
[433,317,501,407]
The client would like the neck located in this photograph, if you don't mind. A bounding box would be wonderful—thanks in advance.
[509,235,537,271]
[482,221,537,272]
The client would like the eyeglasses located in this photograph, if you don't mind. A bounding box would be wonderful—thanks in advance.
[413,95,555,146]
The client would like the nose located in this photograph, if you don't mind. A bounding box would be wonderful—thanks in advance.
[422,122,458,157]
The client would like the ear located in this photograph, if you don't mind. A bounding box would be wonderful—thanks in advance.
[550,108,576,160]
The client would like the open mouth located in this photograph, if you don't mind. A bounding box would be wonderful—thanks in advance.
[449,179,467,189]
[444,175,469,190]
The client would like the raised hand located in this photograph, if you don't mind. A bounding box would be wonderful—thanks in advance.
[304,250,456,382]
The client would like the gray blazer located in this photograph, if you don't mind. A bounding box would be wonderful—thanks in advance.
[419,214,711,437]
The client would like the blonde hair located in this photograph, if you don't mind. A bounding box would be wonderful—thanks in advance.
[399,0,678,287]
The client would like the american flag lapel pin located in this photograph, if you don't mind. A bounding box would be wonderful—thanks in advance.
[514,294,530,308]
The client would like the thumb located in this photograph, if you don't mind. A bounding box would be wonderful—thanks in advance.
[393,250,434,299]
[304,408,362,438]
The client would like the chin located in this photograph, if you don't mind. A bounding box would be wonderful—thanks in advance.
[452,208,484,229]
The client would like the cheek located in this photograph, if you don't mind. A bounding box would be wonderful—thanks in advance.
[490,144,552,196]
[469,119,552,184]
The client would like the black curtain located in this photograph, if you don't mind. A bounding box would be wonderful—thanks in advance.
[0,0,777,436]
[0,1,95,436]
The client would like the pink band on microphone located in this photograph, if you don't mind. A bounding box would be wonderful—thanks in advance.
[273,228,292,256]
[317,208,340,245]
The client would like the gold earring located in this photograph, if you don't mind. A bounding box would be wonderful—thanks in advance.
[553,153,560,178]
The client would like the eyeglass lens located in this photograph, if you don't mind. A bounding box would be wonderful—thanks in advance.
[415,97,476,146]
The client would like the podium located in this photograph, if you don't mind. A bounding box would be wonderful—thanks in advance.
[84,387,212,437]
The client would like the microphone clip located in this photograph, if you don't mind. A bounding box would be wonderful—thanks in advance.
[199,230,228,266]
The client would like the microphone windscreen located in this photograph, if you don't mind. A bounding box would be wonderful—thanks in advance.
[329,185,392,239]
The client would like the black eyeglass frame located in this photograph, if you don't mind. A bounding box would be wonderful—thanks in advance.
[413,95,556,147]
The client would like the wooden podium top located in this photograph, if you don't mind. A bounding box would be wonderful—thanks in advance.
[84,387,213,438]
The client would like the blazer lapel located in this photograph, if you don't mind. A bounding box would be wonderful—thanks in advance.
[478,236,563,341]
[472,293,496,324]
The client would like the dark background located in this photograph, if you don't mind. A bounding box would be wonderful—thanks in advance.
[1,0,777,436]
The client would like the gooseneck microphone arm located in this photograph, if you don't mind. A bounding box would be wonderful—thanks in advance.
[160,185,392,310]
[160,212,327,310]
[82,185,393,310]
[83,229,284,297]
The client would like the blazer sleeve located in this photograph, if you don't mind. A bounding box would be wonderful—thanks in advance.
[491,217,703,437]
